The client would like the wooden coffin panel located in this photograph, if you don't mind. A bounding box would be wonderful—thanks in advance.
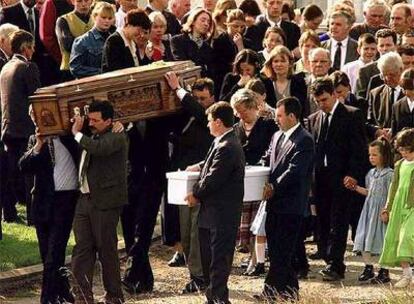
[30,61,201,135]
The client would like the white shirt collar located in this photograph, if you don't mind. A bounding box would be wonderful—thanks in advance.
[332,36,349,48]
[407,97,414,111]
[283,123,300,141]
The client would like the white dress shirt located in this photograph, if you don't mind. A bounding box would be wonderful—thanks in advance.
[330,37,349,70]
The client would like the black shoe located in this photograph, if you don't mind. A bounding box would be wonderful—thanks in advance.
[182,279,206,294]
[240,257,250,269]
[246,263,265,276]
[121,279,153,294]
[371,268,391,284]
[309,251,326,260]
[358,264,374,282]
[319,266,344,281]
[167,252,185,267]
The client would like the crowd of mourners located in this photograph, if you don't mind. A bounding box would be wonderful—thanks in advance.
[1,0,414,303]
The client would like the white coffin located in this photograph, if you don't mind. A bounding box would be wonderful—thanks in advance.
[166,166,271,205]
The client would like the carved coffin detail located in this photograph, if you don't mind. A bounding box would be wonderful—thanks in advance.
[30,61,201,135]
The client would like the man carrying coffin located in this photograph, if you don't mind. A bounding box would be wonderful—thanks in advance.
[185,101,245,304]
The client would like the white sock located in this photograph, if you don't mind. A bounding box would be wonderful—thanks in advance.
[256,242,266,264]
[403,267,412,278]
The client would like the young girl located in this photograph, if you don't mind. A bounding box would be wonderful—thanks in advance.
[379,129,414,288]
[350,138,393,284]
[257,27,286,67]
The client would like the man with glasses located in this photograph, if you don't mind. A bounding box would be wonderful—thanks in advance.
[367,52,404,140]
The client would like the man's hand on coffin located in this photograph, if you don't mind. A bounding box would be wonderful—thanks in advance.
[71,115,85,135]
[185,192,199,207]
[186,164,201,172]
[112,121,124,133]
[262,182,274,200]
[34,128,46,153]
[165,72,181,90]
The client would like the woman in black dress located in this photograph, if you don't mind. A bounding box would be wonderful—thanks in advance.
[219,49,276,107]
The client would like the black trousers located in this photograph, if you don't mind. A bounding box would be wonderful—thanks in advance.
[199,226,238,304]
[2,137,29,222]
[0,147,6,239]
[292,217,309,274]
[264,212,302,299]
[36,190,77,304]
[315,168,351,275]
[123,182,163,287]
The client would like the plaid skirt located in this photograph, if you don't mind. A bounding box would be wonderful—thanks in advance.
[236,200,261,247]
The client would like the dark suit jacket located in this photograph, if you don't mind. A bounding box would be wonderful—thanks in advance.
[79,131,128,210]
[356,61,379,99]
[233,116,277,165]
[193,130,245,229]
[344,92,368,119]
[0,48,8,72]
[0,55,40,140]
[321,38,359,68]
[170,93,214,170]
[349,23,388,41]
[219,73,277,107]
[244,15,301,52]
[367,84,405,138]
[171,32,214,78]
[366,74,384,98]
[287,73,308,118]
[145,6,181,36]
[265,126,314,216]
[391,96,414,136]
[307,103,367,182]
[102,31,136,72]
[19,135,79,224]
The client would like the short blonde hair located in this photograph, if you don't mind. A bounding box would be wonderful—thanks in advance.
[148,11,167,27]
[92,1,115,19]
[261,45,294,80]
[225,8,245,24]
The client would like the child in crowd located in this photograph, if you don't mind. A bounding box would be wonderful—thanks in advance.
[380,129,414,288]
[342,33,377,94]
[349,138,393,284]
[258,27,286,67]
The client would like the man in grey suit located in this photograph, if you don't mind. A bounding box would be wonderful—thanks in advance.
[322,11,358,71]
[185,101,245,304]
[71,100,128,304]
[0,29,40,223]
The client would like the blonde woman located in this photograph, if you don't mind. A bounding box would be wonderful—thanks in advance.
[148,11,173,61]
[262,45,308,119]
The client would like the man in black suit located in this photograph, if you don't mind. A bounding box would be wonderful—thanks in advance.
[244,0,300,52]
[308,78,366,281]
[367,51,404,140]
[0,0,50,86]
[19,107,79,304]
[257,97,314,301]
[185,101,245,304]
[145,0,181,37]
[322,11,359,71]
[0,30,40,223]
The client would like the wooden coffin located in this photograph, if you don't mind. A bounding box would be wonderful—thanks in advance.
[29,61,201,135]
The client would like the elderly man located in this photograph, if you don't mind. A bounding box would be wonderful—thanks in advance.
[244,0,301,52]
[169,0,190,22]
[305,47,332,116]
[390,3,412,42]
[349,0,389,41]
[367,52,404,139]
[356,29,397,99]
[322,10,359,71]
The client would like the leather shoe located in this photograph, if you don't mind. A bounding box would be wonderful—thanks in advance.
[319,267,344,281]
[245,263,265,276]
[182,279,206,294]
[371,268,391,284]
[121,279,153,294]
[167,252,186,267]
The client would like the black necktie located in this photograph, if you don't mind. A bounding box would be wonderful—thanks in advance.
[273,133,286,162]
[390,87,395,105]
[333,42,342,71]
[27,8,35,36]
[319,112,330,143]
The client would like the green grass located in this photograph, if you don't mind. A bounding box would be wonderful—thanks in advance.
[0,204,124,272]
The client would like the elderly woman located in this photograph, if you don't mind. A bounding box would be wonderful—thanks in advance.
[70,2,115,78]
[294,30,321,75]
[219,49,276,106]
[262,45,307,119]
[171,8,214,78]
[148,11,173,62]
[230,88,277,275]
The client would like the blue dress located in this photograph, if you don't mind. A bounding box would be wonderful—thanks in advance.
[353,167,393,254]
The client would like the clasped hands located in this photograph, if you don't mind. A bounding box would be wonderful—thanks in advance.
[184,163,201,207]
